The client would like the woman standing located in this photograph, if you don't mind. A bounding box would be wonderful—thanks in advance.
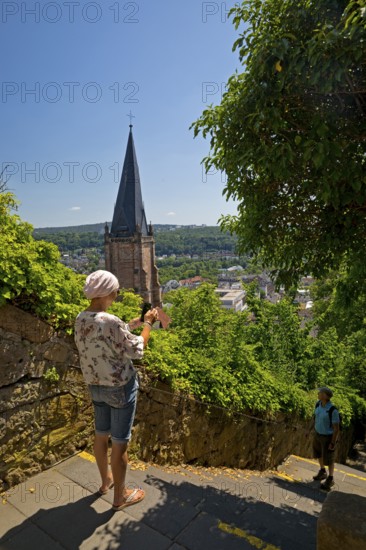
[74,269,158,510]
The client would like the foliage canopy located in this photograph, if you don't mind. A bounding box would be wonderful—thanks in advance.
[145,283,366,425]
[0,192,140,329]
[192,0,366,286]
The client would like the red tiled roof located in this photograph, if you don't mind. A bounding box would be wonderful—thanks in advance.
[179,276,205,285]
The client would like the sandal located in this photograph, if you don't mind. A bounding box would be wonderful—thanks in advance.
[98,480,114,495]
[112,487,145,511]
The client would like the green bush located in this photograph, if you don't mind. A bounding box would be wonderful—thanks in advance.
[0,192,88,329]
[2,191,366,426]
[144,284,366,424]
[0,192,143,330]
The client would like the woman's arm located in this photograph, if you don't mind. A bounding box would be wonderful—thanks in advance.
[116,309,159,356]
[128,317,143,330]
[140,308,159,348]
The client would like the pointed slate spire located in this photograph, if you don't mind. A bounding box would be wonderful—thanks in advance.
[110,125,148,237]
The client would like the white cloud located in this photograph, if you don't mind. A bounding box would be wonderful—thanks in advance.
[166,211,176,217]
[69,206,81,211]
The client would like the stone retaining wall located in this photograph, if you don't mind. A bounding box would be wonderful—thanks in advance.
[0,304,356,490]
[0,305,94,490]
[133,372,354,470]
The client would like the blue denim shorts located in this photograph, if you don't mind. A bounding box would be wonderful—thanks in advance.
[88,373,139,443]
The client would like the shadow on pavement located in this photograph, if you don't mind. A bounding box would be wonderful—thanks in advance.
[0,492,114,550]
[347,440,366,474]
[1,471,319,550]
[268,474,328,504]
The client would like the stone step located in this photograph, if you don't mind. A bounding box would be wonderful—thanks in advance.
[279,454,366,483]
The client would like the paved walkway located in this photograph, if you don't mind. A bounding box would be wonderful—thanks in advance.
[1,452,366,550]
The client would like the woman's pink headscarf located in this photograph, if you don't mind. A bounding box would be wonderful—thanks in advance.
[83,270,119,299]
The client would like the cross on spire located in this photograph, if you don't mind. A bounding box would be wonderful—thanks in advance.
[127,110,135,128]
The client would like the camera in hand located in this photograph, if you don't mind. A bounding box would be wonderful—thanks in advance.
[140,302,152,322]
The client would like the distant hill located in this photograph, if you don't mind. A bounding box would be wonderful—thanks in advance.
[33,223,238,256]
[33,223,199,235]
[34,223,108,235]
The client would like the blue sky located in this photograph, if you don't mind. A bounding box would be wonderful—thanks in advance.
[1,1,242,228]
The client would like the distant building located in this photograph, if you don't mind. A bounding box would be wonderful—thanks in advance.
[294,288,311,304]
[300,276,315,287]
[215,288,246,312]
[218,269,242,284]
[241,273,277,299]
[179,276,205,288]
[231,283,242,290]
[227,265,244,272]
[104,124,161,306]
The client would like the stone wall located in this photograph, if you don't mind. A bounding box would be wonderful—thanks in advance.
[0,304,356,490]
[0,305,94,490]
[133,372,354,470]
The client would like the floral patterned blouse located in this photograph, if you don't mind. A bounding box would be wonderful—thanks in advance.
[74,311,144,386]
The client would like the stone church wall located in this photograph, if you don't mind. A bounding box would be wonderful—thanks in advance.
[0,305,355,490]
[105,232,161,306]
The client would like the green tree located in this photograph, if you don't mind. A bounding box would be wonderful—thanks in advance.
[146,284,316,416]
[192,0,366,286]
[243,291,309,386]
[168,284,223,349]
[0,191,140,330]
[0,192,87,328]
[312,262,366,338]
[151,283,366,422]
[107,289,142,322]
[310,266,366,399]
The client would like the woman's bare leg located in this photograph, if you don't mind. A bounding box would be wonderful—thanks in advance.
[111,441,129,504]
[94,434,113,491]
[111,441,144,506]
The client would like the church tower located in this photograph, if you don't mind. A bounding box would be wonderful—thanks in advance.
[104,124,161,306]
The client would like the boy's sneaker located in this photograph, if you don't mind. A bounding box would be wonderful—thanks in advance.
[313,469,327,481]
[320,476,335,491]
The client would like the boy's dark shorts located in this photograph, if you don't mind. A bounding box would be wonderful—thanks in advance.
[313,432,335,466]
